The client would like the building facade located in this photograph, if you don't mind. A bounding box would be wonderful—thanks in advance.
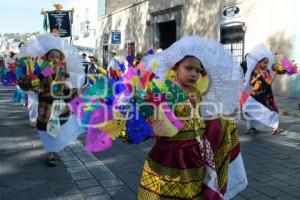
[95,0,300,98]
[67,0,103,55]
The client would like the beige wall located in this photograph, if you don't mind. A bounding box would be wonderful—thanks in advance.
[148,0,222,40]
[95,1,151,62]
[106,0,140,15]
[95,0,299,98]
[96,0,298,55]
[148,0,184,13]
[95,0,223,62]
[181,0,222,39]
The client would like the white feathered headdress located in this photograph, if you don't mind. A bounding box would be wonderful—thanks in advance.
[143,35,244,117]
[19,34,84,88]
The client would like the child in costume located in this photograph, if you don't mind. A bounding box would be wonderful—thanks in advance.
[0,54,29,110]
[0,49,38,127]
[137,36,247,200]
[242,44,280,135]
[72,36,247,199]
[18,34,85,167]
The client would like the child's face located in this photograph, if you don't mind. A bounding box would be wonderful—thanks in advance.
[47,50,61,64]
[176,57,203,88]
[258,58,269,70]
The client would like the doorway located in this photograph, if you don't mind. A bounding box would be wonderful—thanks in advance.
[158,20,177,49]
[102,45,108,69]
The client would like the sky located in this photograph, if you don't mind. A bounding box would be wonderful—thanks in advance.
[0,0,73,34]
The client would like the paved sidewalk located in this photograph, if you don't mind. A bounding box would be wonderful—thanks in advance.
[0,86,148,200]
[276,96,300,118]
[1,85,300,200]
[0,87,113,200]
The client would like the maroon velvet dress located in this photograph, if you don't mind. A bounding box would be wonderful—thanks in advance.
[138,90,241,200]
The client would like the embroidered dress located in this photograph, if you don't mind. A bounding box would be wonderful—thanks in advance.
[242,44,279,130]
[37,68,71,130]
[70,35,247,199]
[16,34,85,152]
[249,69,278,112]
[36,66,84,152]
[138,88,245,200]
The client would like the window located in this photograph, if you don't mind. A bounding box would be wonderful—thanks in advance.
[220,23,246,63]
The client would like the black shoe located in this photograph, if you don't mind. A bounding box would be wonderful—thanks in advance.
[272,128,282,135]
[46,157,57,167]
[245,129,253,134]
[252,128,259,134]
[246,128,259,134]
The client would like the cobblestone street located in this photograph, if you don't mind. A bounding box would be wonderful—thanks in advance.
[1,86,300,200]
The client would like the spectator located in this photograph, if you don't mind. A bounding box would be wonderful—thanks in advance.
[242,45,280,135]
[240,53,248,76]
[108,50,123,70]
[81,53,89,84]
[88,56,99,75]
[108,50,123,79]
[18,42,25,52]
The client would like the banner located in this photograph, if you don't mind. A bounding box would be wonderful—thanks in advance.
[48,11,71,37]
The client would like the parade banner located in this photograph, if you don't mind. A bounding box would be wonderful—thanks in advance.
[48,11,71,37]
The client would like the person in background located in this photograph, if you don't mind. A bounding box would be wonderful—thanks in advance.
[108,50,123,80]
[81,53,89,84]
[6,52,16,64]
[240,53,248,76]
[86,56,102,85]
[243,44,280,135]
[88,56,99,75]
[18,42,25,53]
[137,36,247,199]
[17,41,39,128]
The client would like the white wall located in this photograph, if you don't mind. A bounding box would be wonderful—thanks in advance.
[221,0,298,97]
[67,0,98,50]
